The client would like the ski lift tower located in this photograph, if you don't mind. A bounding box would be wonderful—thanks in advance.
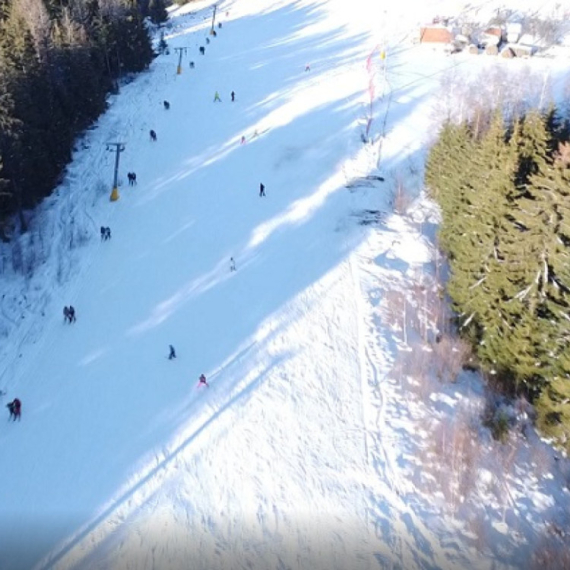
[106,142,125,202]
[174,47,190,75]
[210,4,218,35]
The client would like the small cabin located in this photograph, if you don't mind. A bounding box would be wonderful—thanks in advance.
[506,22,522,43]
[480,26,503,47]
[419,26,453,44]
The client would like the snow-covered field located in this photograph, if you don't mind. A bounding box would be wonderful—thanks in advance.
[1,1,570,569]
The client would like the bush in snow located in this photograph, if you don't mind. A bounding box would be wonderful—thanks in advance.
[482,399,511,443]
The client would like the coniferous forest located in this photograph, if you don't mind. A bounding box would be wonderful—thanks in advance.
[0,0,168,239]
[426,108,570,451]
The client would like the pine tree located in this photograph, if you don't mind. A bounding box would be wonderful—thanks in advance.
[425,121,475,255]
[427,106,570,450]
[148,0,168,24]
[448,112,516,336]
[0,0,155,224]
[516,109,551,185]
[536,376,570,453]
[519,143,570,373]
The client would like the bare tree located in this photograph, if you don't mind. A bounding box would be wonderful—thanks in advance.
[392,175,412,215]
[382,289,409,343]
[432,334,472,382]
[16,0,51,60]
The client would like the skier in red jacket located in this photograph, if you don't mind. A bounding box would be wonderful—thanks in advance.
[13,398,21,420]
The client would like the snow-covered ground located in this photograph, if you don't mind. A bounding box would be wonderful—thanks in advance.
[1,1,570,569]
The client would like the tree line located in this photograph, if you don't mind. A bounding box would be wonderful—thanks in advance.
[425,108,570,451]
[0,0,168,239]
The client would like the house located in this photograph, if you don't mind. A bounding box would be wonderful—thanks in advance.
[509,44,534,57]
[480,26,503,46]
[484,26,503,38]
[519,33,539,48]
[419,26,453,44]
[454,33,470,46]
[506,22,522,43]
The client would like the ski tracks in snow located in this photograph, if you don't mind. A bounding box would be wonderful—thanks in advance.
[42,271,378,570]
[351,231,474,570]
[0,54,178,398]
[344,18,473,565]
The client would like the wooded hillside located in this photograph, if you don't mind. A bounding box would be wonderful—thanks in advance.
[426,109,570,451]
[0,0,168,238]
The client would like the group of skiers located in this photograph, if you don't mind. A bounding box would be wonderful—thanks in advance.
[5,17,242,427]
[213,90,235,103]
[6,305,73,423]
[63,305,77,323]
[6,398,21,421]
[168,345,208,387]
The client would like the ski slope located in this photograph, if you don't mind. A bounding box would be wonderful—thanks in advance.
[1,0,570,569]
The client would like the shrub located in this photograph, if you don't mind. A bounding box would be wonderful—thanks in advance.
[482,404,510,443]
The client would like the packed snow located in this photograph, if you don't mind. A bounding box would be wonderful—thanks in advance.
[1,0,570,569]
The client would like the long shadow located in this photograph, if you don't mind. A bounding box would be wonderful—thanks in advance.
[37,348,291,570]
[138,5,373,197]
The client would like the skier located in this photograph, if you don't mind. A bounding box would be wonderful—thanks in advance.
[63,306,70,323]
[230,257,236,272]
[169,345,176,360]
[13,398,21,421]
[231,91,235,102]
[305,64,311,72]
[198,374,209,388]
[68,305,76,323]
[6,400,15,420]
[8,398,21,421]
[259,183,266,197]
[214,91,222,102]
[150,129,157,141]
[240,136,246,145]
[100,226,106,240]
[105,227,111,240]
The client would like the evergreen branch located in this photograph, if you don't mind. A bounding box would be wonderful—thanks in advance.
[469,276,486,290]
[559,311,570,323]
[462,312,476,328]
[514,279,537,301]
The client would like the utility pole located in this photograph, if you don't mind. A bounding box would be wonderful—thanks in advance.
[106,142,125,202]
[174,47,189,75]
[210,4,217,35]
